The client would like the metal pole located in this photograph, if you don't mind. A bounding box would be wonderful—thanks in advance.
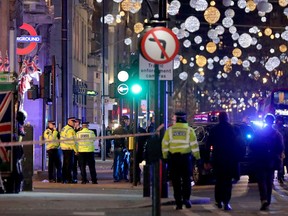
[152,64,161,216]
[101,1,106,161]
[159,0,169,199]
[61,0,68,124]
[143,82,150,197]
[132,97,138,186]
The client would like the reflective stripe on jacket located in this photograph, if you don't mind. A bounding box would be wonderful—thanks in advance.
[162,123,200,160]
[60,125,77,152]
[76,128,96,152]
[43,128,59,150]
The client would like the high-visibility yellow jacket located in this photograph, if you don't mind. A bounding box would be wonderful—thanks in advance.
[162,123,200,160]
[60,124,77,152]
[43,128,59,150]
[76,128,96,152]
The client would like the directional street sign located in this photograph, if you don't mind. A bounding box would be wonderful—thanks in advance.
[141,27,179,65]
[117,83,129,95]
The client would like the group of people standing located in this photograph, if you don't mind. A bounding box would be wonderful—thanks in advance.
[112,115,148,183]
[43,117,98,184]
[161,111,287,212]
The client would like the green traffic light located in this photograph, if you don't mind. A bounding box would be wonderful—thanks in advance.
[131,83,142,94]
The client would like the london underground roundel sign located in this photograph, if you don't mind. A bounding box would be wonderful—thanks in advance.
[141,27,179,65]
[16,23,39,55]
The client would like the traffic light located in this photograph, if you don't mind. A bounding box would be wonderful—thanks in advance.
[115,70,130,97]
[114,70,145,98]
[40,65,54,104]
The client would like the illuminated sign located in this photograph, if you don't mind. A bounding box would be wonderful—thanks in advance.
[16,23,39,55]
[16,36,42,42]
[275,109,288,116]
[86,90,98,96]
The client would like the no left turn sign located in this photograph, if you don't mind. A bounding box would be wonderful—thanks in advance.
[141,27,179,65]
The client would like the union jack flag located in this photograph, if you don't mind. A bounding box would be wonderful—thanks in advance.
[0,92,13,164]
[0,51,3,72]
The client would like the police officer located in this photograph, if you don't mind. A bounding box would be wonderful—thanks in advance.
[76,122,98,184]
[162,111,200,210]
[73,118,82,183]
[60,117,78,184]
[43,120,62,183]
[112,116,129,182]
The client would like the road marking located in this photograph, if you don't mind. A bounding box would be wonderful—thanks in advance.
[73,212,105,216]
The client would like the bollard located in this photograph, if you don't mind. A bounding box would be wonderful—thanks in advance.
[143,164,150,197]
[152,160,161,216]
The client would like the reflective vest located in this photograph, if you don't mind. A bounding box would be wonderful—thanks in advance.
[60,124,77,152]
[162,122,200,160]
[76,128,96,152]
[43,128,59,150]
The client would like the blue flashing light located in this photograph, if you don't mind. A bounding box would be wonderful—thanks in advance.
[246,134,252,139]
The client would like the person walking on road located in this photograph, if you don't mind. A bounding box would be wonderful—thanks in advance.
[205,112,239,211]
[112,116,130,182]
[60,117,78,184]
[76,122,98,184]
[43,120,62,183]
[251,114,284,211]
[274,115,288,183]
[162,111,200,210]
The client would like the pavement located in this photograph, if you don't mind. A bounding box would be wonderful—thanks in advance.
[31,158,211,207]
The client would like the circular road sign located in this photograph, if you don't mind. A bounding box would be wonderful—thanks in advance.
[117,83,129,96]
[141,27,179,65]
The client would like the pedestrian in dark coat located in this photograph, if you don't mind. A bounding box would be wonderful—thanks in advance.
[206,112,239,211]
[250,114,284,211]
[274,115,288,183]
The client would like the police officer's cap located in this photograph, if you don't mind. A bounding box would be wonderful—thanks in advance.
[121,115,129,120]
[68,117,76,122]
[174,111,187,117]
[82,122,89,126]
[75,118,81,123]
[264,113,275,125]
[48,120,55,124]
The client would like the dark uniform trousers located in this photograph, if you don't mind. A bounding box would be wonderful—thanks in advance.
[62,150,74,182]
[169,153,192,206]
[78,152,97,182]
[47,149,62,181]
[256,167,274,204]
[73,155,78,181]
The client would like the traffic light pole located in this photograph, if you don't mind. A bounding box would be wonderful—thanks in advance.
[153,64,161,216]
[152,1,168,216]
[132,97,139,186]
